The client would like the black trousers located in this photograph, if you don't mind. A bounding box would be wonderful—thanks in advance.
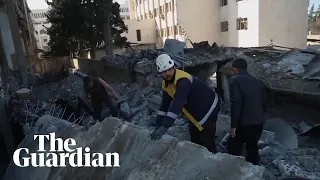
[92,92,119,121]
[188,114,217,153]
[227,124,263,165]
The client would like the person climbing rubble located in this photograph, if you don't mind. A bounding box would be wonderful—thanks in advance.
[150,53,221,153]
[55,94,96,123]
[227,58,267,165]
[82,75,121,121]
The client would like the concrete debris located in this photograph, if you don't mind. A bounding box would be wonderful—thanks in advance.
[299,121,313,134]
[259,130,275,145]
[264,118,298,150]
[3,115,265,180]
[15,88,32,99]
[163,39,186,56]
[300,124,320,138]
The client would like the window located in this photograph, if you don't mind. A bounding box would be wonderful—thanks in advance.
[43,39,48,42]
[220,21,228,32]
[236,0,243,1]
[174,25,178,35]
[154,9,157,16]
[136,30,141,41]
[165,3,170,13]
[220,0,227,6]
[237,18,248,30]
[166,27,169,36]
[144,13,147,19]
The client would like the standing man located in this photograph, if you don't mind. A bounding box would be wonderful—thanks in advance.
[227,58,267,165]
[150,54,221,153]
[82,76,121,121]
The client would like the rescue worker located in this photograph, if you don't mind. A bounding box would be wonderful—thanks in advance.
[227,58,267,165]
[150,54,221,153]
[55,94,95,122]
[82,76,120,121]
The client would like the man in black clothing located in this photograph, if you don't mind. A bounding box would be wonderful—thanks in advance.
[227,58,267,165]
[55,94,95,122]
[83,76,120,121]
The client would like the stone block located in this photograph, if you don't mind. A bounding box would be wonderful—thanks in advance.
[4,115,265,180]
[278,160,306,179]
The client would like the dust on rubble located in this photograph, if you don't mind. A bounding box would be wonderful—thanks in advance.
[2,71,320,180]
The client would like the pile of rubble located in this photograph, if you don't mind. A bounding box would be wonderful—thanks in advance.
[3,69,320,179]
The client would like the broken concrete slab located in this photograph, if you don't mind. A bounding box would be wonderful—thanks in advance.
[163,39,186,57]
[300,124,320,138]
[4,115,265,180]
[298,121,312,134]
[277,160,306,179]
[131,90,142,106]
[259,130,275,144]
[264,118,298,150]
[15,88,32,99]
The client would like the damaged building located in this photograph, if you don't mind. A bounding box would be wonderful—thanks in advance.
[1,38,320,179]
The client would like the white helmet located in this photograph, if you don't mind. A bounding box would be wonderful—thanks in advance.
[156,54,174,73]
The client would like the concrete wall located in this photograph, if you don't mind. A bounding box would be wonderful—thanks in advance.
[72,58,132,83]
[0,7,15,70]
[220,0,259,47]
[176,0,220,48]
[30,56,71,75]
[31,9,51,51]
[123,19,157,44]
[259,0,309,48]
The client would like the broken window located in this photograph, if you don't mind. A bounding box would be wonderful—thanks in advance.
[221,21,228,32]
[220,0,227,6]
[136,30,141,41]
[43,39,48,42]
[237,18,248,30]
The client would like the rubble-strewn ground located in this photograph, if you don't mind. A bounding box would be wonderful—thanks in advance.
[2,70,320,180]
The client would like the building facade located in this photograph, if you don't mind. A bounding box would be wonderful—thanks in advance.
[31,9,51,51]
[120,1,130,20]
[128,0,309,48]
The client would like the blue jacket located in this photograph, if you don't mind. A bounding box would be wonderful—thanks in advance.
[156,69,220,131]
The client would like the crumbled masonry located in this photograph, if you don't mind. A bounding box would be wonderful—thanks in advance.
[3,115,265,180]
[2,40,320,179]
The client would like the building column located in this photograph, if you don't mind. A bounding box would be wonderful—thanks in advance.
[5,0,28,85]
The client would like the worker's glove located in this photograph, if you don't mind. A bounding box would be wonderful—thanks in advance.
[150,126,168,140]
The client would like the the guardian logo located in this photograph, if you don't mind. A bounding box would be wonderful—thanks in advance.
[13,133,120,167]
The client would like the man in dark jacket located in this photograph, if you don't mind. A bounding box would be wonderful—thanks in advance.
[55,94,95,122]
[82,76,120,121]
[227,58,267,165]
[150,54,221,153]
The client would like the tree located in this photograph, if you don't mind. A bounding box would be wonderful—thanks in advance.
[309,3,315,23]
[45,0,128,57]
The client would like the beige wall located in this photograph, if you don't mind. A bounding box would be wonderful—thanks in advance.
[176,0,220,48]
[123,19,157,44]
[259,0,308,48]
[129,0,308,49]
